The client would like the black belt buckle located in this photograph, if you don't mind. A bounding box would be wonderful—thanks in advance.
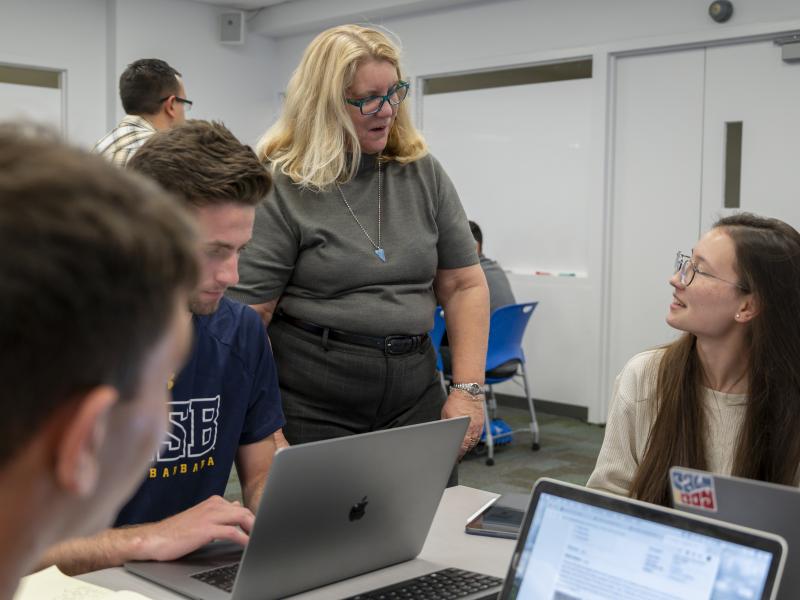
[385,335,415,355]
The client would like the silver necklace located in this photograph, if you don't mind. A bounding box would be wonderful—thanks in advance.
[336,158,386,262]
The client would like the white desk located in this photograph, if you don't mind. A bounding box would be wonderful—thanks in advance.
[81,486,517,599]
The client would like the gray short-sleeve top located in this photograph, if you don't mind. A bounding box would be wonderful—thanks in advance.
[228,152,477,336]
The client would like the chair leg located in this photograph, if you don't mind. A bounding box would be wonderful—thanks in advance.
[482,394,495,466]
[487,384,498,421]
[521,364,540,451]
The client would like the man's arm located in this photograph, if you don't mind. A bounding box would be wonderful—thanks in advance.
[273,427,290,450]
[38,496,255,576]
[235,433,279,512]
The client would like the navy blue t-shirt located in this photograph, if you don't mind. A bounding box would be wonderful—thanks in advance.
[115,298,285,526]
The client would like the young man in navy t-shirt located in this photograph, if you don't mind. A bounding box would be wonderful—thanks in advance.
[42,121,285,574]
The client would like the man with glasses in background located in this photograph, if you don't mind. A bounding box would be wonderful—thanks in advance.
[94,58,191,166]
[469,221,516,315]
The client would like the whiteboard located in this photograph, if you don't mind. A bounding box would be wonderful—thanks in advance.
[0,81,62,132]
[422,78,592,275]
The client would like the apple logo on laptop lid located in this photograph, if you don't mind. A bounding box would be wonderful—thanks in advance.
[349,496,368,521]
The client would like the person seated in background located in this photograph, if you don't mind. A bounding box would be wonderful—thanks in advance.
[0,125,198,597]
[469,220,516,314]
[588,213,800,505]
[93,58,189,166]
[439,221,515,367]
[42,120,286,575]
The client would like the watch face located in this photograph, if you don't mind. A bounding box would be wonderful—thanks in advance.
[454,383,482,395]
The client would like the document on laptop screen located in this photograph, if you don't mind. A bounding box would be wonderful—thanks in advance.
[507,493,774,600]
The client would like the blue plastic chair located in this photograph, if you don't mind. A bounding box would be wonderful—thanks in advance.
[430,306,447,393]
[482,302,540,465]
[433,302,540,465]
[430,306,446,371]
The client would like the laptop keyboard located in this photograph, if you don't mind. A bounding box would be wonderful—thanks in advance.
[190,564,502,598]
[190,562,240,592]
[342,567,503,600]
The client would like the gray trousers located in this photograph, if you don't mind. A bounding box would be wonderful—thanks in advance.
[268,318,458,485]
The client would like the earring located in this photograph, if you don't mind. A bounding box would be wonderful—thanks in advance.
[735,313,741,320]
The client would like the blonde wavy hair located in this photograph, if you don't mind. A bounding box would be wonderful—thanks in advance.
[258,24,428,190]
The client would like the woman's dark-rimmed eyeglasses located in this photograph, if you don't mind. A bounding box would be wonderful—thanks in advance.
[674,251,748,291]
[345,81,409,116]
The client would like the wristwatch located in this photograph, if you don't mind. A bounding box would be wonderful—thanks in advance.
[449,382,484,398]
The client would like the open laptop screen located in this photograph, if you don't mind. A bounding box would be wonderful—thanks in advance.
[501,480,784,600]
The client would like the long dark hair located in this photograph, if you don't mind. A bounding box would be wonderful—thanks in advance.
[630,213,800,505]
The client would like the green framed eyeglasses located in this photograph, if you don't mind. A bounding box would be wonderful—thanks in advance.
[345,81,410,116]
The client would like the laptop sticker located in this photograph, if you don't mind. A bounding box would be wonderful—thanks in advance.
[671,468,718,512]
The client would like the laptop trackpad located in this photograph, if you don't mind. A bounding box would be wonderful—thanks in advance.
[179,540,244,567]
[125,539,244,594]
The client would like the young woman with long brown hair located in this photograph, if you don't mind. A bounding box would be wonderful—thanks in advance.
[588,213,800,505]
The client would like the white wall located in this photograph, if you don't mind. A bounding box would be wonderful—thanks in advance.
[112,0,279,146]
[269,0,800,88]
[4,0,800,421]
[0,0,107,147]
[0,0,277,149]
[265,0,800,422]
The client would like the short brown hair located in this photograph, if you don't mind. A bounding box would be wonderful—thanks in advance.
[129,120,271,207]
[0,125,199,465]
[120,58,182,116]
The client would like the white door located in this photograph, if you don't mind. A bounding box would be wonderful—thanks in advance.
[605,38,800,421]
[701,40,800,231]
[606,48,706,415]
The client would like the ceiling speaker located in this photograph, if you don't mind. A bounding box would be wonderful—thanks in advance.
[220,11,245,45]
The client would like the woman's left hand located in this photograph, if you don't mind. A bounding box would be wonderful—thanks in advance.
[434,264,490,460]
[442,390,485,459]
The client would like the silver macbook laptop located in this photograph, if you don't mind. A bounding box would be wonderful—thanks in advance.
[670,466,800,600]
[337,477,787,600]
[125,416,469,600]
[496,478,786,600]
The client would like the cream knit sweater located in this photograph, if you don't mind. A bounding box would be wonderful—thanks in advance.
[587,349,747,496]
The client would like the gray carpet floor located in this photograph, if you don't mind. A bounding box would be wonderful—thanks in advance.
[457,406,605,496]
[225,406,605,503]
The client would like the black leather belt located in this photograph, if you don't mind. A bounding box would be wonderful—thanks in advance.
[275,312,428,355]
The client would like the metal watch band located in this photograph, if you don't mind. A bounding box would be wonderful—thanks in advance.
[449,382,484,398]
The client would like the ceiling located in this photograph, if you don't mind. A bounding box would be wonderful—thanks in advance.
[190,0,293,9]
[186,0,494,38]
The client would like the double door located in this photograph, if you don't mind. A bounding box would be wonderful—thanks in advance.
[605,38,800,413]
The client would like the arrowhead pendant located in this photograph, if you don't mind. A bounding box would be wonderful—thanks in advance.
[374,248,386,262]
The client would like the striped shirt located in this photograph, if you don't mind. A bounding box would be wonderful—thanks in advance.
[93,115,156,167]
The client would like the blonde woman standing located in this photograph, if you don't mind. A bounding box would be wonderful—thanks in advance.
[230,25,488,461]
